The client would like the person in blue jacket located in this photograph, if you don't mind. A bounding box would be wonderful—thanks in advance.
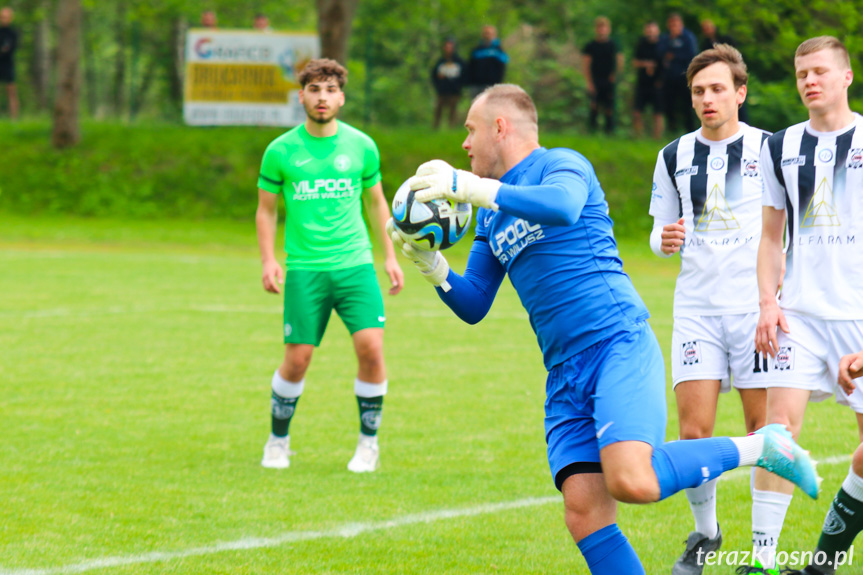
[467,25,508,97]
[659,13,698,133]
[387,83,820,574]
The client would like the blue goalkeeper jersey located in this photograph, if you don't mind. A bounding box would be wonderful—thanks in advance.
[438,147,649,370]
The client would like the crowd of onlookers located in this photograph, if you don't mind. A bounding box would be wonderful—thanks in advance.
[431,15,746,137]
[0,6,743,136]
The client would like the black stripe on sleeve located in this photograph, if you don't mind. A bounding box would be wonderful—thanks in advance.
[259,173,284,186]
[662,139,682,218]
[767,131,786,190]
[362,169,381,183]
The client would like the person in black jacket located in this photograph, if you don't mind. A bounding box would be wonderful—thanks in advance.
[467,26,508,97]
[431,38,466,129]
[0,6,18,120]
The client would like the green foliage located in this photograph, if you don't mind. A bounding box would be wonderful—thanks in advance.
[0,122,660,239]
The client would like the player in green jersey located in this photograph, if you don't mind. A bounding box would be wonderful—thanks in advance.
[256,59,404,472]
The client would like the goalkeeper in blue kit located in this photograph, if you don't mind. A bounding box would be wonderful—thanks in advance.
[388,84,821,573]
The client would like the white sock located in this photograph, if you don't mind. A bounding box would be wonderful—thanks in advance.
[354,378,387,397]
[751,488,793,568]
[685,478,719,538]
[731,434,765,466]
[842,466,863,501]
[272,370,304,398]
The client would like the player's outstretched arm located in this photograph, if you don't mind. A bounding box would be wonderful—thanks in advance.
[365,182,404,295]
[410,160,591,227]
[838,351,863,395]
[256,188,283,294]
[388,220,504,324]
[755,206,789,356]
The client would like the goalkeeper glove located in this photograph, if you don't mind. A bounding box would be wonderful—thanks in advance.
[408,159,501,210]
[386,219,451,291]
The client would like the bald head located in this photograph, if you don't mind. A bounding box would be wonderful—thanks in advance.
[473,84,538,133]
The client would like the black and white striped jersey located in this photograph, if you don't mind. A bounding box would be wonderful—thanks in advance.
[762,114,863,319]
[651,124,770,316]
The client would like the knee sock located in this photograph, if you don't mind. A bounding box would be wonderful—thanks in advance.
[751,488,793,569]
[806,468,863,574]
[355,378,386,437]
[576,524,645,575]
[685,478,719,538]
[651,438,739,500]
[271,370,303,438]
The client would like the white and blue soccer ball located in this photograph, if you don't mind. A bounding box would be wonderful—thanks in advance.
[391,179,471,251]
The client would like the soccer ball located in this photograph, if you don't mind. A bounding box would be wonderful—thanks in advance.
[391,179,472,251]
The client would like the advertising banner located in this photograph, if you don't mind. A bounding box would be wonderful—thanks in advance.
[184,29,319,126]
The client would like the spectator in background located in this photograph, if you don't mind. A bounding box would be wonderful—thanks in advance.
[253,13,272,32]
[659,13,698,133]
[200,10,217,29]
[431,38,466,129]
[699,19,735,52]
[0,6,18,120]
[632,21,664,139]
[467,25,508,97]
[581,16,623,134]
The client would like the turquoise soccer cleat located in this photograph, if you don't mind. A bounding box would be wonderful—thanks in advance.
[754,423,822,499]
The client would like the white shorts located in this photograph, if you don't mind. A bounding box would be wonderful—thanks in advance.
[766,312,863,413]
[671,313,770,392]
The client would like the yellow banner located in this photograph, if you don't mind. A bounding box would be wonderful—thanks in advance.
[185,63,299,103]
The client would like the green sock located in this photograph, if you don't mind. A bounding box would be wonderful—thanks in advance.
[271,392,299,437]
[810,487,863,573]
[356,395,383,436]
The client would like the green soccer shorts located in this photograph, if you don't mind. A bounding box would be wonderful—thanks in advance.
[282,264,386,346]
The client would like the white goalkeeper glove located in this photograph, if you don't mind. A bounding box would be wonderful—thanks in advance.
[386,219,451,291]
[408,159,501,210]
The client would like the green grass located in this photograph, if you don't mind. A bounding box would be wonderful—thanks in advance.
[1,216,859,574]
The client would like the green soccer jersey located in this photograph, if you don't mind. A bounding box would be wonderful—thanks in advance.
[257,121,382,270]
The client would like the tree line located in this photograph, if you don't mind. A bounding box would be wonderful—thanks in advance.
[4,0,862,146]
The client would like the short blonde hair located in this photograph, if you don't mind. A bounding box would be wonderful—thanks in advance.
[795,36,851,70]
[475,84,538,126]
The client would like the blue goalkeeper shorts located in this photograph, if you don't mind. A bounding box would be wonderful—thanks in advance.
[544,321,667,490]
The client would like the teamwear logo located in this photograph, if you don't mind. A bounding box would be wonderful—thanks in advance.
[696,184,740,232]
[674,166,699,178]
[774,346,794,371]
[489,218,544,264]
[284,324,293,337]
[681,341,701,365]
[709,156,726,171]
[271,398,295,419]
[781,156,806,167]
[361,411,381,431]
[334,154,351,172]
[822,507,846,535]
[847,148,863,169]
[295,158,312,167]
[742,159,760,177]
[816,147,835,165]
[802,178,840,228]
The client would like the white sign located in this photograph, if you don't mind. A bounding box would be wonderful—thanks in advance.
[183,29,319,126]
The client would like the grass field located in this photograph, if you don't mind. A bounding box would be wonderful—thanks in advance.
[1,216,861,574]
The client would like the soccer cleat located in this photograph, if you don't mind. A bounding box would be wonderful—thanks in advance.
[261,435,290,469]
[672,524,722,575]
[754,423,822,499]
[347,435,379,473]
[733,561,781,574]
